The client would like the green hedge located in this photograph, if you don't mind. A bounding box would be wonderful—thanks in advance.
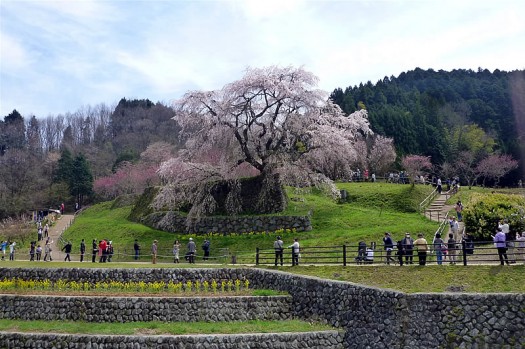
[464,193,525,240]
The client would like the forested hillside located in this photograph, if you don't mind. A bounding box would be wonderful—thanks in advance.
[0,98,180,218]
[1,68,523,219]
[331,68,524,180]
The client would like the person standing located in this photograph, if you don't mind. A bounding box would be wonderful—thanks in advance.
[288,238,300,266]
[402,233,414,264]
[396,239,404,266]
[274,236,284,266]
[9,242,16,261]
[0,241,7,261]
[99,239,107,263]
[493,227,509,265]
[450,217,460,241]
[80,239,86,262]
[29,241,36,261]
[92,239,98,263]
[202,239,210,261]
[62,241,72,261]
[133,239,140,260]
[107,241,114,262]
[383,232,395,265]
[436,178,442,194]
[44,223,49,238]
[36,244,42,261]
[44,241,52,262]
[455,201,463,222]
[37,227,43,242]
[433,233,445,265]
[447,233,457,265]
[414,233,429,265]
[173,240,180,263]
[151,240,158,264]
[187,238,196,264]
[499,219,515,263]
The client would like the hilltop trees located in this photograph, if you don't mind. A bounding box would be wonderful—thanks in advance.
[476,154,518,187]
[54,149,93,207]
[331,68,524,183]
[401,155,433,184]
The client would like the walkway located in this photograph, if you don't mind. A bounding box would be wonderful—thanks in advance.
[45,214,75,261]
[423,193,464,239]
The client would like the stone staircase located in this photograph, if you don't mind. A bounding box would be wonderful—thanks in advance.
[424,193,450,222]
[423,193,465,239]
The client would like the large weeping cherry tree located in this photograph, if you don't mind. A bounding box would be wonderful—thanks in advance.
[156,66,388,214]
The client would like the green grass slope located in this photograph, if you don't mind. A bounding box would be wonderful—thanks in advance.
[61,183,436,260]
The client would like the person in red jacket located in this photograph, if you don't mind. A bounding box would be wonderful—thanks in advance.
[98,239,107,263]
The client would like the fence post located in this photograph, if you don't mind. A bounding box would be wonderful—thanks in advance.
[255,247,259,266]
[343,244,347,266]
[462,239,467,266]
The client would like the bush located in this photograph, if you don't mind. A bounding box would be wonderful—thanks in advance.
[463,193,525,241]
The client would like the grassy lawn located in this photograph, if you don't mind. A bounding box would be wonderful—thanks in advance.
[3,261,524,294]
[59,183,437,262]
[0,319,334,335]
[264,264,525,293]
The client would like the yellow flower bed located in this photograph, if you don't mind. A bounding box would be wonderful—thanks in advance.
[0,278,250,294]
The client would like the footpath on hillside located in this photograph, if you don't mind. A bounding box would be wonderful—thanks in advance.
[423,192,464,238]
[45,214,75,261]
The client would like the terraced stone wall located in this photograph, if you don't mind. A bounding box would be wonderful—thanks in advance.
[0,294,292,322]
[143,212,312,234]
[0,331,344,349]
[246,269,525,349]
[1,267,523,349]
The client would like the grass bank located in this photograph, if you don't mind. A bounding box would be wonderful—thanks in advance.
[59,183,437,261]
[265,264,525,293]
[0,319,334,335]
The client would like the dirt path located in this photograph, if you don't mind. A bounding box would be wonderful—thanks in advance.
[45,214,75,261]
[423,193,464,240]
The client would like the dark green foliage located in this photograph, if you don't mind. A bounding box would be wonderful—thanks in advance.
[54,148,74,184]
[463,193,525,241]
[111,194,139,209]
[112,150,138,172]
[53,150,94,207]
[1,109,26,155]
[128,186,159,222]
[331,68,524,182]
[70,153,94,204]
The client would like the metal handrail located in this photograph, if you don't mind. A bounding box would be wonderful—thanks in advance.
[419,188,438,212]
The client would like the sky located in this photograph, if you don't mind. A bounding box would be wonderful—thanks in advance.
[1,0,524,118]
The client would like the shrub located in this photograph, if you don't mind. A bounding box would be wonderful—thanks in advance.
[464,193,525,240]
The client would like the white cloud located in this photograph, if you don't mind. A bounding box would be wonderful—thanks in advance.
[0,31,32,71]
[1,0,524,117]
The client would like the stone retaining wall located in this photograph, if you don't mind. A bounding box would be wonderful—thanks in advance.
[0,331,344,349]
[0,295,291,323]
[144,213,312,234]
[1,267,523,349]
[246,269,525,349]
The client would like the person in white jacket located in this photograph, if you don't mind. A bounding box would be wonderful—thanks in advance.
[288,238,300,266]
